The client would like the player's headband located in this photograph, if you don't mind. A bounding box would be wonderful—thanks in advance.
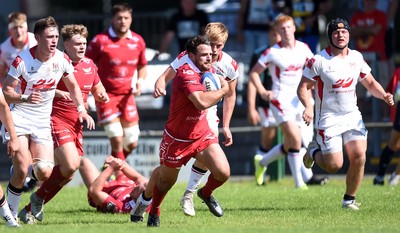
[8,21,27,30]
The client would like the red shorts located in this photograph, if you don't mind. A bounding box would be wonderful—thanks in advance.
[159,130,218,168]
[96,92,139,124]
[51,117,83,156]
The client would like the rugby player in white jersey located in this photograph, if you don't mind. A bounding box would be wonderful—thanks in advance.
[298,18,394,210]
[250,15,314,189]
[2,16,94,222]
[0,12,37,81]
[0,12,38,192]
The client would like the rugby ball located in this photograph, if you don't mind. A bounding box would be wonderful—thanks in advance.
[201,72,222,91]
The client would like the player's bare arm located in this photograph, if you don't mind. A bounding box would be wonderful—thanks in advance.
[153,66,176,98]
[0,92,19,157]
[361,73,394,106]
[54,89,71,100]
[297,76,315,125]
[133,65,147,96]
[247,79,260,125]
[91,82,109,103]
[2,75,42,104]
[249,63,272,101]
[63,73,95,129]
[88,163,115,206]
[221,79,237,147]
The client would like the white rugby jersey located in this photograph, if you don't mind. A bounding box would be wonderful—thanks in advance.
[257,40,313,100]
[171,50,239,82]
[8,47,74,122]
[0,32,37,68]
[302,47,371,134]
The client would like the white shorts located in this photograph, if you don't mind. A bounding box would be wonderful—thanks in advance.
[270,97,303,127]
[257,107,277,128]
[1,111,53,145]
[316,128,368,154]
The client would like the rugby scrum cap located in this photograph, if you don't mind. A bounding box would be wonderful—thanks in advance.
[326,18,351,39]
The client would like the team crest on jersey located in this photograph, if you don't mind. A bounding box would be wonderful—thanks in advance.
[127,43,138,50]
[82,67,92,74]
[52,63,59,73]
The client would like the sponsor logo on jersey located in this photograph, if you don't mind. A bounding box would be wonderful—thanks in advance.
[332,78,353,89]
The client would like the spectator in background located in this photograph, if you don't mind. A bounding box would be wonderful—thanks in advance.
[354,0,398,89]
[237,0,289,60]
[350,0,388,88]
[291,0,330,54]
[158,0,209,61]
[0,12,37,81]
[86,2,148,171]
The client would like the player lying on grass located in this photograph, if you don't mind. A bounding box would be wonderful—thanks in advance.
[79,156,149,213]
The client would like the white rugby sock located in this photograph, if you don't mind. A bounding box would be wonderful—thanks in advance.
[260,144,284,167]
[6,184,22,219]
[0,194,18,227]
[287,151,306,188]
[186,166,207,193]
[300,147,313,182]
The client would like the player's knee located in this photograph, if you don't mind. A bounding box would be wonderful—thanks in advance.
[103,122,124,138]
[122,125,140,151]
[33,159,54,181]
[61,162,80,178]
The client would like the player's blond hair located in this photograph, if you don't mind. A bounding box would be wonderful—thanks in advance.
[8,12,27,25]
[205,22,228,44]
[61,24,88,41]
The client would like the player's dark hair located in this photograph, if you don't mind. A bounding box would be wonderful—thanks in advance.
[34,16,58,35]
[185,35,211,55]
[112,2,132,16]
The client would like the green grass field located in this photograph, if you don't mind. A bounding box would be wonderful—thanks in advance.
[1,176,399,233]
